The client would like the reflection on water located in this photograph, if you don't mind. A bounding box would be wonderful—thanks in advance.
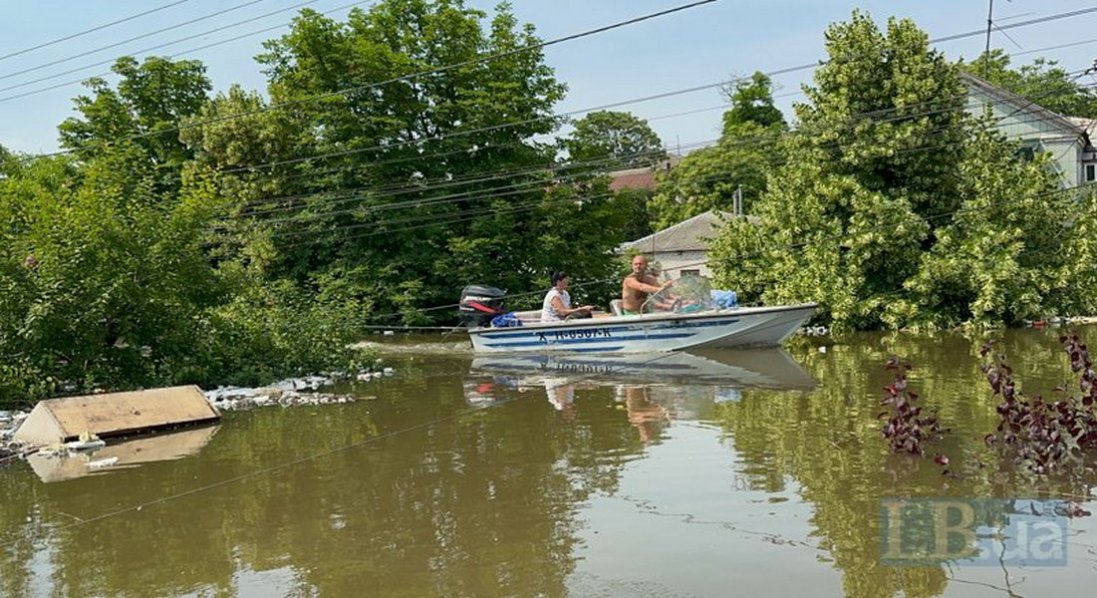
[617,385,669,444]
[27,425,220,483]
[3,330,1097,596]
[469,348,818,390]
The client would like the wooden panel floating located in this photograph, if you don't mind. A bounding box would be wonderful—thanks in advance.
[14,385,220,447]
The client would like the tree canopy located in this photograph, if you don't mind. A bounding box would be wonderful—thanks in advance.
[6,3,1097,404]
[708,11,1095,330]
[560,110,665,170]
[649,71,786,229]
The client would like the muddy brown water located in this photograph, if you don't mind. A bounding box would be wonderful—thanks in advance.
[2,328,1097,597]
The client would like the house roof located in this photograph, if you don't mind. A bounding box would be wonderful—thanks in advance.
[960,71,1087,136]
[608,167,657,192]
[619,210,752,253]
[606,154,682,192]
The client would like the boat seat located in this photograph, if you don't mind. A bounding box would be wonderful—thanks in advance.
[610,299,624,316]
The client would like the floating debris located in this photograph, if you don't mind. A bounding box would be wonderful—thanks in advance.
[0,411,29,463]
[65,432,106,452]
[202,372,383,411]
[205,368,391,411]
[15,386,218,449]
[87,456,120,470]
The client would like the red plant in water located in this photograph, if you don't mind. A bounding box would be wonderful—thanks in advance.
[879,357,947,457]
[981,335,1097,475]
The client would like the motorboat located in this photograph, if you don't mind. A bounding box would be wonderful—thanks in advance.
[459,277,816,354]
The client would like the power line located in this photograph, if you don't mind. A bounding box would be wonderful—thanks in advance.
[0,1,372,103]
[7,1,716,159]
[258,90,1097,253]
[187,74,997,188]
[0,0,333,94]
[0,0,276,82]
[10,1,1093,165]
[209,78,1090,226]
[138,53,1097,195]
[0,0,193,63]
[6,66,1069,243]
[934,5,1097,44]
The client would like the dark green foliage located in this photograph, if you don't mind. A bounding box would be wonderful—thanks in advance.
[0,1,632,403]
[560,110,665,169]
[650,71,786,228]
[201,0,633,320]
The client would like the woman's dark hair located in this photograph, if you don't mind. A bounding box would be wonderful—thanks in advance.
[551,271,568,285]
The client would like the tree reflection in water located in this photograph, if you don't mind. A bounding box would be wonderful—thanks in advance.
[717,329,1097,597]
[3,330,1097,596]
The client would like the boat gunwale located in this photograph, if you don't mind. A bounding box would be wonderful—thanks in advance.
[467,302,818,335]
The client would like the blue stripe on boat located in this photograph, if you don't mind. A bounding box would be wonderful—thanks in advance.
[483,332,698,348]
[475,318,741,339]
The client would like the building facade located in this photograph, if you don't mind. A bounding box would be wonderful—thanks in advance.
[962,72,1096,188]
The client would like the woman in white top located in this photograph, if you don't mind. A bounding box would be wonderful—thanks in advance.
[541,271,594,322]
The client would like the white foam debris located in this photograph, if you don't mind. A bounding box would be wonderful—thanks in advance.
[88,456,119,469]
[202,369,390,411]
[1,410,30,462]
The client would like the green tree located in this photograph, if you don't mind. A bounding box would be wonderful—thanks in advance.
[556,110,665,243]
[58,56,211,191]
[721,71,787,134]
[223,1,631,319]
[0,151,219,399]
[649,71,786,229]
[708,11,1086,330]
[560,110,665,169]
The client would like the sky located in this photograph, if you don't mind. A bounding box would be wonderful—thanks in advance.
[2,0,1096,155]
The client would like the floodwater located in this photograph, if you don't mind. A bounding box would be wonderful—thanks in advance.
[3,327,1097,597]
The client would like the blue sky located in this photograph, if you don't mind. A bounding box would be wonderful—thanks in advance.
[2,0,1096,154]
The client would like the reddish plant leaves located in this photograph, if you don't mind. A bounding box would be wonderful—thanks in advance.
[879,356,946,458]
[983,335,1097,475]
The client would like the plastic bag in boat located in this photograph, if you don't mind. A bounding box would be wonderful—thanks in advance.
[490,312,523,328]
[710,290,738,309]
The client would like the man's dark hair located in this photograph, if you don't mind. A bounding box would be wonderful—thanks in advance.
[551,271,568,285]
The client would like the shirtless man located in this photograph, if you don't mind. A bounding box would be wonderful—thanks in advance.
[621,255,670,314]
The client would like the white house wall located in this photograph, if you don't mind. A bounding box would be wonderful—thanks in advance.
[652,250,711,279]
[968,87,1085,187]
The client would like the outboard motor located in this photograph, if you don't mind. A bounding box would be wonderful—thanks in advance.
[458,285,506,328]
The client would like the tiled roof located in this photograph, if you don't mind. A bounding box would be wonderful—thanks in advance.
[606,155,681,192]
[608,168,657,191]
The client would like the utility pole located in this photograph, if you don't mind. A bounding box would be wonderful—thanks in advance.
[984,0,994,78]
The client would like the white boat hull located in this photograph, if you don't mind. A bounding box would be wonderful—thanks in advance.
[468,303,817,354]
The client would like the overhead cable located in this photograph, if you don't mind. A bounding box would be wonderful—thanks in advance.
[0,0,193,62]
